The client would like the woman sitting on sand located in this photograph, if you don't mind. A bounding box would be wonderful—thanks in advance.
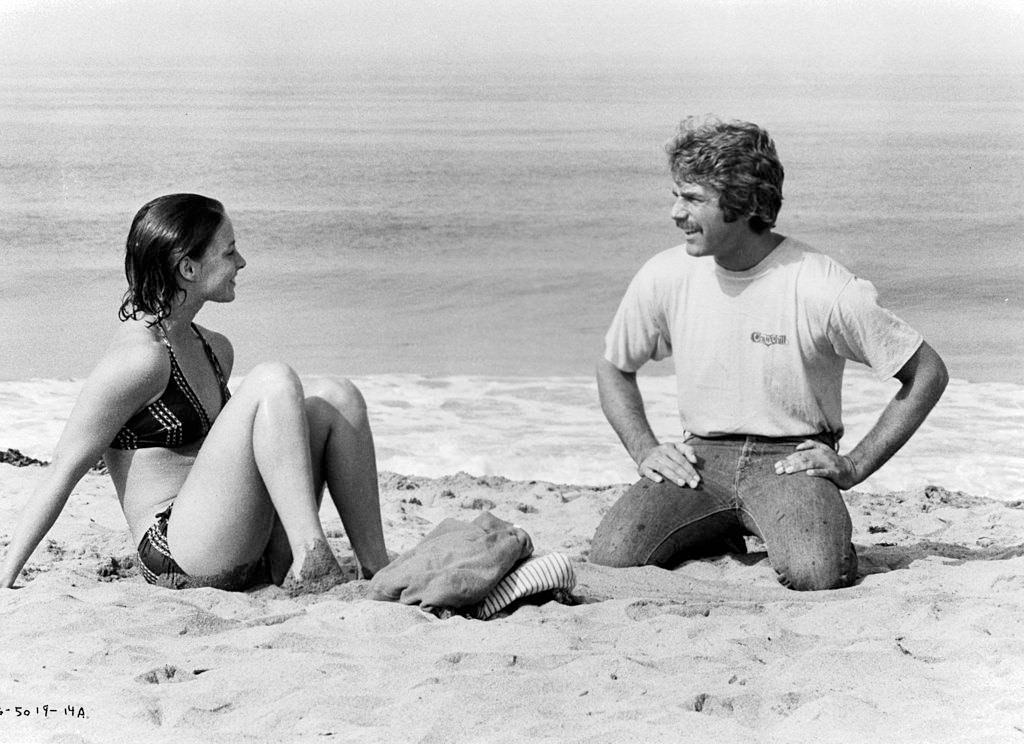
[0,194,389,591]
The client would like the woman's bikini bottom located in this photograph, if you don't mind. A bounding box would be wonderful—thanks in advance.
[136,505,272,591]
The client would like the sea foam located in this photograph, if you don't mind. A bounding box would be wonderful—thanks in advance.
[1,367,1021,501]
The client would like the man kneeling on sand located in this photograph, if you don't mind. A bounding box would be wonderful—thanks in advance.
[589,116,948,590]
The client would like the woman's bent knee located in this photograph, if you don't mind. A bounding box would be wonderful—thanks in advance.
[241,362,304,399]
[305,377,368,422]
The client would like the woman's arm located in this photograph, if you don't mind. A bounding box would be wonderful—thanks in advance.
[0,337,167,588]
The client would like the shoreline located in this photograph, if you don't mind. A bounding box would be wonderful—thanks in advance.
[2,371,1022,501]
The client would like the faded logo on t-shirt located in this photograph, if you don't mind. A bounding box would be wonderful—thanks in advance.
[750,331,788,347]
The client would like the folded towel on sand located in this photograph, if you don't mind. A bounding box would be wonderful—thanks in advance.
[368,511,533,612]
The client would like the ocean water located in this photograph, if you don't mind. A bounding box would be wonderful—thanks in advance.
[1,63,1021,382]
[1,63,1021,496]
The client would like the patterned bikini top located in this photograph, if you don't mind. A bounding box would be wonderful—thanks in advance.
[109,323,231,450]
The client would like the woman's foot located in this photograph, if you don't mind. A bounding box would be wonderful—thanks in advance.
[359,548,399,580]
[283,539,345,595]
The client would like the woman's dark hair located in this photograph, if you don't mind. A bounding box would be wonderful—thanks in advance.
[118,194,226,324]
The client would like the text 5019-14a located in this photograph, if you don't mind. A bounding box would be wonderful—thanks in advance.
[0,705,87,719]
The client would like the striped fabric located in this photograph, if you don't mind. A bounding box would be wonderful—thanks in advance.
[475,552,575,620]
[136,513,192,589]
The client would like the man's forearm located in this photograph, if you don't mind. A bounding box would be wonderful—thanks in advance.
[596,358,659,464]
[846,342,948,484]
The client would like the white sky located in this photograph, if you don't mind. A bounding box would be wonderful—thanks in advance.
[1,0,1022,72]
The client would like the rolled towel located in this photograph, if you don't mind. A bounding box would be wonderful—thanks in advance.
[475,553,576,620]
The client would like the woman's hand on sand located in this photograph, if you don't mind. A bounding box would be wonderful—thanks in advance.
[638,442,701,488]
[774,440,859,490]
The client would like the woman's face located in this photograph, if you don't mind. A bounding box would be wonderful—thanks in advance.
[185,217,246,303]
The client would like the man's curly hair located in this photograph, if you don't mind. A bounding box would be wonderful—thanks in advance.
[665,116,784,233]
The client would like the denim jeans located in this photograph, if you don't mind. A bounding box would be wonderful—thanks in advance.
[590,434,858,591]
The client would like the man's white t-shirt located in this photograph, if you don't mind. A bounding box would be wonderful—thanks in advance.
[604,238,923,439]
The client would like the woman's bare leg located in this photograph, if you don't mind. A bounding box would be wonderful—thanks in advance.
[303,377,390,577]
[166,362,341,583]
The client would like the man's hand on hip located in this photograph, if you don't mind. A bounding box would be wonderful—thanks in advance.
[638,442,701,488]
[774,439,859,490]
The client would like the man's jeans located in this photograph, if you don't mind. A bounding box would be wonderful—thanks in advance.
[590,434,858,591]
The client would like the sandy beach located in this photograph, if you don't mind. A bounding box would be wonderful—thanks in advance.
[3,456,1024,743]
[2,3,1021,740]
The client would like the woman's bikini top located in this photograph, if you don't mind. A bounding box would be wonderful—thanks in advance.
[109,323,231,450]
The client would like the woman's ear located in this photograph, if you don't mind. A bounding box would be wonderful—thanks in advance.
[177,257,196,282]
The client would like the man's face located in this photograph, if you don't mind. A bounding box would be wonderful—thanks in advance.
[670,181,748,261]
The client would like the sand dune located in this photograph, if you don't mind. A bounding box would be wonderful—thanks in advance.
[2,465,1024,743]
